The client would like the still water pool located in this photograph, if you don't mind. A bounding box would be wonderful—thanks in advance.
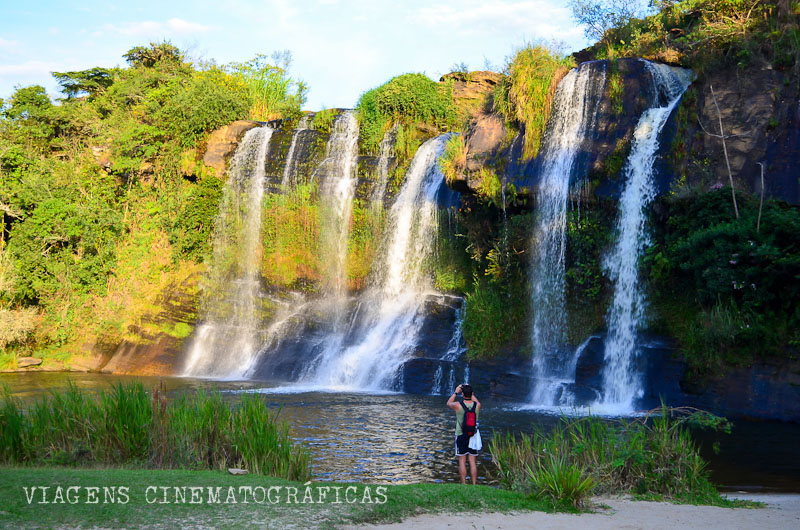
[2,372,798,491]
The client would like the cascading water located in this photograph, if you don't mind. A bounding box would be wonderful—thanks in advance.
[431,301,467,395]
[280,115,310,188]
[304,134,453,390]
[316,111,359,304]
[598,61,691,411]
[370,125,397,208]
[182,126,274,378]
[529,63,606,405]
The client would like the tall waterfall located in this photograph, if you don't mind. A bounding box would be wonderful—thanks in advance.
[529,63,606,405]
[317,111,359,303]
[182,126,274,377]
[303,134,452,390]
[598,61,691,411]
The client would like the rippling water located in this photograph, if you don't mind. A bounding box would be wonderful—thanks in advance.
[2,373,798,490]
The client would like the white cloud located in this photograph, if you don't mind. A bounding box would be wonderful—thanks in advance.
[100,18,211,38]
[0,60,60,77]
[0,37,21,54]
[410,0,584,45]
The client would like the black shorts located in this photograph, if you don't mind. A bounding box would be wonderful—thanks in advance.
[455,434,478,456]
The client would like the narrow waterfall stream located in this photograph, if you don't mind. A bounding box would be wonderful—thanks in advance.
[303,134,454,390]
[316,110,359,305]
[598,61,692,411]
[529,63,606,405]
[182,126,274,377]
[280,115,310,188]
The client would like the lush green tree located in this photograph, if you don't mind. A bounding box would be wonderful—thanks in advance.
[52,67,114,99]
[123,42,183,68]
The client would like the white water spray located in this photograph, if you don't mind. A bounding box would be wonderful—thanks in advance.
[316,111,359,303]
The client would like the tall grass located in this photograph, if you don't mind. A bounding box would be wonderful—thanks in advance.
[491,407,732,507]
[227,53,308,121]
[493,44,574,162]
[0,381,311,481]
[438,134,467,185]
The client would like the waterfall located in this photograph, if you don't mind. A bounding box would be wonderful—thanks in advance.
[316,110,359,304]
[430,301,467,394]
[280,115,310,188]
[182,126,274,378]
[529,63,606,405]
[304,134,452,390]
[370,125,397,207]
[598,61,691,411]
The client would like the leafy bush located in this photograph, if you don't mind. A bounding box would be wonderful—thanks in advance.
[356,73,457,153]
[438,134,467,185]
[170,175,225,262]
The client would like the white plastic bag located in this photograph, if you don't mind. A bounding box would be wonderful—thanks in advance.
[468,428,482,451]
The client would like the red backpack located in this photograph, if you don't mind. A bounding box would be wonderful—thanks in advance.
[460,400,477,437]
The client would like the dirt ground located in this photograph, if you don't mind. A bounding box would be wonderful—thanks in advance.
[345,493,800,530]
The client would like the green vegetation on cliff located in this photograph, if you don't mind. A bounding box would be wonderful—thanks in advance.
[494,45,574,161]
[647,188,800,377]
[0,42,305,370]
[581,0,800,77]
[355,73,458,154]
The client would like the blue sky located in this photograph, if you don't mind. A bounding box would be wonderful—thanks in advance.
[0,0,589,110]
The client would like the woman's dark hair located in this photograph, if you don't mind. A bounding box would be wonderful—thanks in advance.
[462,384,473,399]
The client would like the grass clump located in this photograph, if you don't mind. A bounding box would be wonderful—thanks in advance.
[494,44,575,161]
[356,73,458,154]
[439,134,467,185]
[0,381,311,481]
[491,407,749,508]
[226,52,307,121]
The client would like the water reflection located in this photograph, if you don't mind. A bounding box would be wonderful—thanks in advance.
[1,373,798,490]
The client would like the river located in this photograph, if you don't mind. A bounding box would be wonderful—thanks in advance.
[1,372,798,491]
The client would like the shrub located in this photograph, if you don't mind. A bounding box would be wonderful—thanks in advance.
[356,73,458,153]
[226,53,307,121]
[493,45,574,161]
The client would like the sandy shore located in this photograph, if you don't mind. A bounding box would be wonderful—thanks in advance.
[346,493,800,530]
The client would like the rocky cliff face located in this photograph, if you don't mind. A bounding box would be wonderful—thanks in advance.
[450,58,800,205]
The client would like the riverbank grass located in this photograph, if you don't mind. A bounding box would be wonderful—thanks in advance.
[0,382,310,480]
[490,407,760,510]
